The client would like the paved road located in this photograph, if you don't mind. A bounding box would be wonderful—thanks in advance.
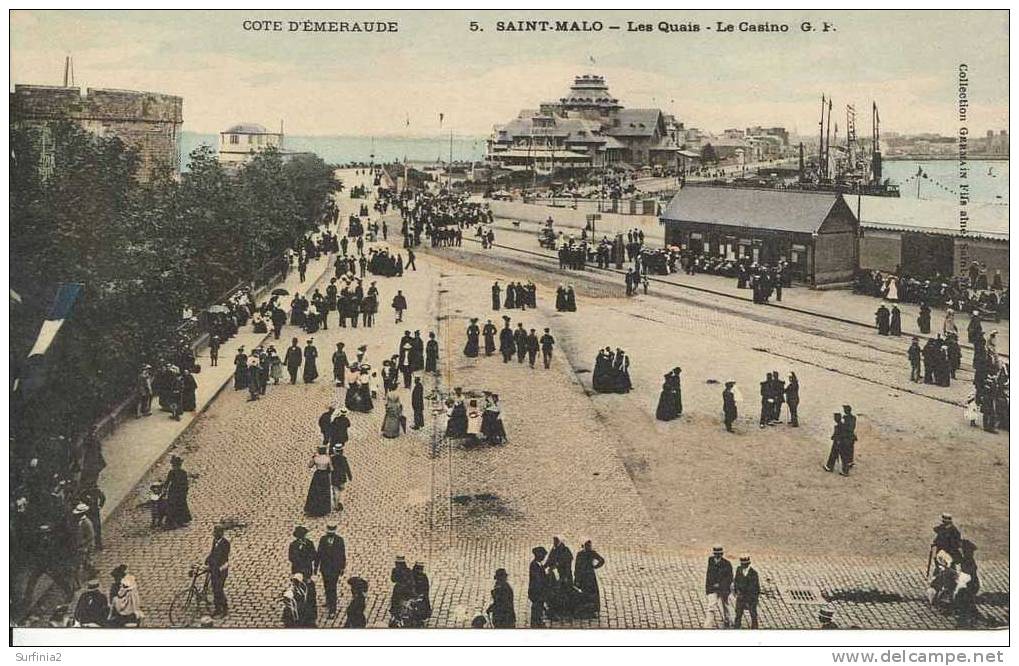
[74,174,1008,630]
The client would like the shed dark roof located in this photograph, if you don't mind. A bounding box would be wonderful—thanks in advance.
[661,186,850,234]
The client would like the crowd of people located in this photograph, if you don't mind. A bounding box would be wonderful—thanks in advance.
[854,265,1008,322]
[592,348,632,393]
[490,280,537,311]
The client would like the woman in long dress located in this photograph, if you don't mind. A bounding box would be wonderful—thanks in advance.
[943,309,959,337]
[918,302,932,334]
[592,348,613,393]
[481,394,507,444]
[463,319,480,358]
[466,399,483,443]
[381,394,404,438]
[655,370,680,421]
[269,349,283,385]
[884,276,899,302]
[108,574,144,627]
[445,399,467,438]
[574,540,605,618]
[303,341,319,383]
[890,306,902,336]
[162,455,192,528]
[425,333,439,373]
[565,285,577,312]
[482,321,496,356]
[304,446,333,517]
[233,349,248,390]
[613,350,632,393]
[177,370,196,412]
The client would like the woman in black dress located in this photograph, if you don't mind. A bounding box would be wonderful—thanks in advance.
[304,445,333,517]
[655,369,681,421]
[180,370,198,412]
[425,333,439,373]
[233,348,248,390]
[574,540,606,618]
[162,455,192,528]
[592,348,613,393]
[463,319,480,358]
[344,577,368,628]
[445,399,468,438]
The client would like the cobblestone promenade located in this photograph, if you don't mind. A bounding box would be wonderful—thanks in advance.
[66,172,1008,630]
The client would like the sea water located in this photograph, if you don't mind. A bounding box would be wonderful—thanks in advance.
[883,159,1008,204]
[181,132,486,169]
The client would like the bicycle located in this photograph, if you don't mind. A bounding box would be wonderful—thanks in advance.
[168,563,212,627]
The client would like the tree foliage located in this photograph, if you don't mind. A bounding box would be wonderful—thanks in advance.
[10,123,339,441]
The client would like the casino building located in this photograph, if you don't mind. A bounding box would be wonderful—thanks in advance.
[486,74,683,171]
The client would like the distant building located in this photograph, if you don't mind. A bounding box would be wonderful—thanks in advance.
[10,84,183,182]
[218,122,284,168]
[486,74,682,171]
[745,126,790,146]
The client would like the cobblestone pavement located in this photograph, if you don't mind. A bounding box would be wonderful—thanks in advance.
[62,173,1008,631]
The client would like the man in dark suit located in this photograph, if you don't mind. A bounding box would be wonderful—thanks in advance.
[330,408,351,447]
[703,545,733,628]
[841,405,858,471]
[332,342,348,387]
[315,525,347,619]
[411,377,425,430]
[318,406,334,445]
[73,579,110,626]
[733,554,760,629]
[722,381,738,433]
[205,525,231,617]
[499,317,514,363]
[288,526,316,578]
[539,329,555,369]
[513,323,528,363]
[526,329,540,368]
[528,546,548,627]
[285,338,303,384]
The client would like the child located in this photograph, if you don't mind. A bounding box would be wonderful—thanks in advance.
[209,335,220,367]
[147,482,165,528]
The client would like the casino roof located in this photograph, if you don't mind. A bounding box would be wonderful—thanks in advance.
[605,109,664,137]
[661,186,851,234]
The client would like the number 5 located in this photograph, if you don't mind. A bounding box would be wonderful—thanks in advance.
[469,21,480,31]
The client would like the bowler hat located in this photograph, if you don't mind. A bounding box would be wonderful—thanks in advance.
[494,568,508,579]
[712,545,724,555]
[293,526,309,537]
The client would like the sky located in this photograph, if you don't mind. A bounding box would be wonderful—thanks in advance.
[9,10,1009,138]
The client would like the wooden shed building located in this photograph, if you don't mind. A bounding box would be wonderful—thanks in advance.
[659,186,860,286]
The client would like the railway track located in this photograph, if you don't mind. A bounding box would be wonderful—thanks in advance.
[460,229,1008,360]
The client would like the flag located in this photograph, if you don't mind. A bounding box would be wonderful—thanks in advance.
[406,113,410,127]
[589,55,596,65]
[439,113,444,127]
[15,282,83,396]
